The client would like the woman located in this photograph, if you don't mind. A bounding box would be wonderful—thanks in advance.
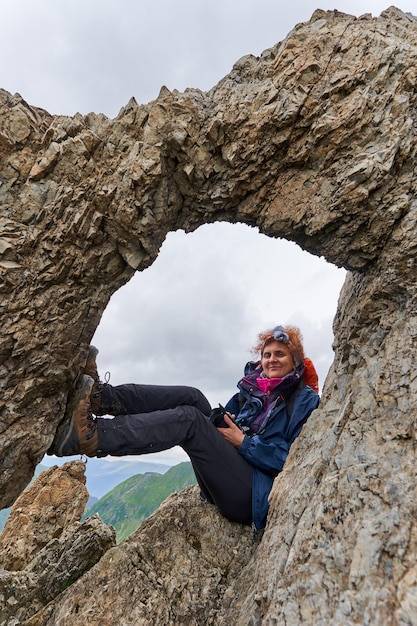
[49,325,319,534]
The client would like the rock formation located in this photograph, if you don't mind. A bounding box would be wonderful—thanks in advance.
[0,6,416,625]
[0,462,115,624]
[0,465,254,625]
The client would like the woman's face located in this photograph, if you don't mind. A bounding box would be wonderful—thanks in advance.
[261,340,295,379]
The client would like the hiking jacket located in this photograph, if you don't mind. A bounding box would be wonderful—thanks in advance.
[224,362,320,531]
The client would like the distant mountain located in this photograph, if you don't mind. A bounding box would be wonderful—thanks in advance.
[83,461,197,542]
[42,456,170,499]
[0,458,173,532]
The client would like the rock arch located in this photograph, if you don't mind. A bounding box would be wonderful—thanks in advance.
[0,7,416,624]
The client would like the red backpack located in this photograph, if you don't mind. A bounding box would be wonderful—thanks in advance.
[304,357,319,393]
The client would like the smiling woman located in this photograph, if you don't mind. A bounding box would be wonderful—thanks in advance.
[258,326,304,379]
[261,342,295,379]
[48,318,320,533]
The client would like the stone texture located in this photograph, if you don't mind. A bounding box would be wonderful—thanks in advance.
[0,6,416,625]
[33,488,256,626]
[0,464,253,626]
[0,463,116,625]
[0,461,88,571]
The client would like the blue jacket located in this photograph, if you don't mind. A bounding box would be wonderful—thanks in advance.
[225,362,320,530]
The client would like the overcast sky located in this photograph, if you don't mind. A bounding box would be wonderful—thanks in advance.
[2,1,414,465]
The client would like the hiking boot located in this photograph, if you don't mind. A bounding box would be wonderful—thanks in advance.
[84,345,109,415]
[48,375,98,457]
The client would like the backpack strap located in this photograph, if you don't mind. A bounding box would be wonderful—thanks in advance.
[284,378,305,419]
[237,391,246,413]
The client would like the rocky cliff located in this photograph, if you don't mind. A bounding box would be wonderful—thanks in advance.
[0,6,416,625]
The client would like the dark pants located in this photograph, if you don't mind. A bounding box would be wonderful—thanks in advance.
[96,383,253,525]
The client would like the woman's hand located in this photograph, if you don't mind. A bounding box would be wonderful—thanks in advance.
[217,414,245,447]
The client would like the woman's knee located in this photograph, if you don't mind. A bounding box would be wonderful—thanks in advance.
[177,385,211,415]
[191,387,211,415]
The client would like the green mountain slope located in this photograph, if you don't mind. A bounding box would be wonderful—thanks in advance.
[83,461,196,542]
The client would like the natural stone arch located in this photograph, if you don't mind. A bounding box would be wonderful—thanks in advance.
[0,7,416,623]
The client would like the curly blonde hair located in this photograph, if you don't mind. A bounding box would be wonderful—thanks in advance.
[252,325,305,367]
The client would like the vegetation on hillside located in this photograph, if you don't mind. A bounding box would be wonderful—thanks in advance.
[83,462,196,542]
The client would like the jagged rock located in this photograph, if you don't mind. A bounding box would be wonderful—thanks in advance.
[0,462,253,626]
[0,569,41,626]
[0,462,89,571]
[0,463,115,625]
[0,515,115,626]
[25,514,116,604]
[25,485,255,626]
[0,6,416,625]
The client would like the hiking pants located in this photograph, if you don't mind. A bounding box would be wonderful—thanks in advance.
[96,383,253,525]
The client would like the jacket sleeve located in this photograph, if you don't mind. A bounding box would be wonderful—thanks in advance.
[237,390,319,475]
[238,434,290,474]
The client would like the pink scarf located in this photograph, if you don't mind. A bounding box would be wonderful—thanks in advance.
[256,376,283,395]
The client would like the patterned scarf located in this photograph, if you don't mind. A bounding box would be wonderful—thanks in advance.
[249,364,305,433]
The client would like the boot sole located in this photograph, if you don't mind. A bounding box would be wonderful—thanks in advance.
[48,375,94,456]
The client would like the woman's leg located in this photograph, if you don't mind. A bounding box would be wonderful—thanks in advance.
[99,383,212,417]
[97,406,253,525]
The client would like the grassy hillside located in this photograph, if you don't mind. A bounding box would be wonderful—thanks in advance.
[83,462,196,542]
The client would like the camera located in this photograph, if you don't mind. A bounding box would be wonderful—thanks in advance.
[209,405,230,428]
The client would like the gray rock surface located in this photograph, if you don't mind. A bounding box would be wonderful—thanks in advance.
[0,7,416,625]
